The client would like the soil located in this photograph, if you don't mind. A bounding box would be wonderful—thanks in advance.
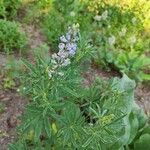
[0,88,27,150]
[0,54,25,150]
[22,24,46,50]
[0,23,46,150]
[135,84,150,116]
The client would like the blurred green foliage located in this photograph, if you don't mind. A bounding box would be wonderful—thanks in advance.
[0,0,22,19]
[40,0,150,81]
[0,19,27,53]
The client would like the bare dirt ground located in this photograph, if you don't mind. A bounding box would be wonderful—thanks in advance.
[0,88,26,150]
[22,24,46,50]
[0,23,46,150]
[135,84,150,116]
[0,53,26,150]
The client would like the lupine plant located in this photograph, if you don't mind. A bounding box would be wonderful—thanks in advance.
[9,24,150,150]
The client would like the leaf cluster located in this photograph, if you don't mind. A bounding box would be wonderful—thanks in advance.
[0,0,22,19]
[9,45,149,149]
[0,19,27,53]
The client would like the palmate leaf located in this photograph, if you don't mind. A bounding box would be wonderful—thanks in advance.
[9,140,28,150]
[57,102,84,147]
[34,119,43,142]
[44,117,52,138]
[82,135,94,148]
[19,104,54,144]
[82,108,125,149]
[78,75,135,150]
[22,59,36,73]
[64,87,80,98]
[82,124,120,150]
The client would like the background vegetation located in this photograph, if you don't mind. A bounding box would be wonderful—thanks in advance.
[0,0,149,150]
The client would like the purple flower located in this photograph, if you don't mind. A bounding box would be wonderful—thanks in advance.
[69,49,76,56]
[61,58,71,66]
[66,32,71,41]
[66,43,77,53]
[60,35,68,43]
[48,24,79,79]
[58,43,65,50]
[72,36,79,42]
[58,50,68,59]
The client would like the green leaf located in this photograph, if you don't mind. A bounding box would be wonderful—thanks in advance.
[64,87,80,98]
[142,125,150,135]
[34,119,43,142]
[110,74,138,148]
[82,135,94,148]
[112,74,136,113]
[44,117,51,138]
[127,111,139,144]
[57,102,84,147]
[134,134,150,150]
[136,109,148,130]
[142,57,150,66]
[140,73,150,81]
[9,142,27,150]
